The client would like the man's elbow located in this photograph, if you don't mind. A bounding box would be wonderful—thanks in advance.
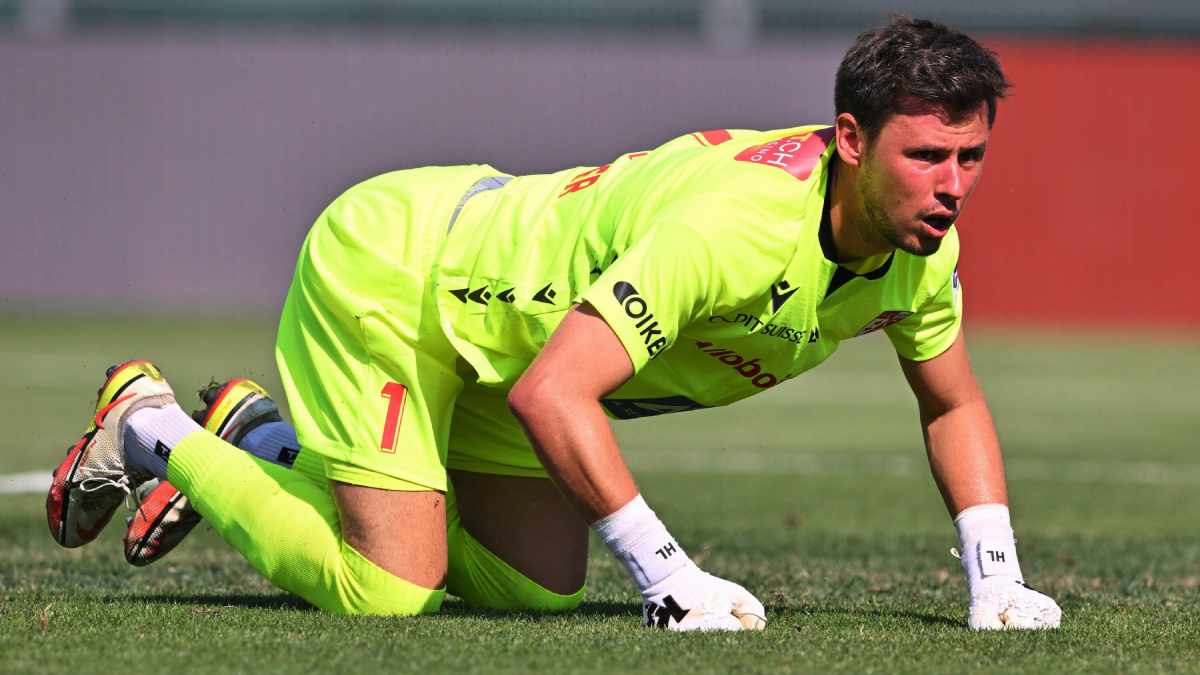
[917,394,991,427]
[507,374,556,424]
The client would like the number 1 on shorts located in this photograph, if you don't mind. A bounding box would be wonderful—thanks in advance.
[379,381,407,453]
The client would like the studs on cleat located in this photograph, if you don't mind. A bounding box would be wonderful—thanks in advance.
[192,380,225,423]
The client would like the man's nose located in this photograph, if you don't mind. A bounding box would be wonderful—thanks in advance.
[936,161,966,203]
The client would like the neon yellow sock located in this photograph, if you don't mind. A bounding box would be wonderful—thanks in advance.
[445,483,584,612]
[167,430,444,616]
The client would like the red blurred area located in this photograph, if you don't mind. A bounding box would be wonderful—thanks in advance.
[961,40,1200,328]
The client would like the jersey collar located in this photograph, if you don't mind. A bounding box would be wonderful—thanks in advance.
[817,156,895,299]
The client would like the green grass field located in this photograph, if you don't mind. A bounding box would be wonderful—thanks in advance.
[2,313,1198,674]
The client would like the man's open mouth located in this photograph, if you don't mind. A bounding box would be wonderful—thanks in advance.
[922,214,955,232]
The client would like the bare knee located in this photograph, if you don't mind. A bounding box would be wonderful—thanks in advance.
[333,482,448,589]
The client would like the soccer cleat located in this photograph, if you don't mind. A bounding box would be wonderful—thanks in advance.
[47,360,176,548]
[122,378,282,566]
[191,377,283,446]
[123,478,201,566]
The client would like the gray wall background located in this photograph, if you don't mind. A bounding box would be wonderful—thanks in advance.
[1,33,845,312]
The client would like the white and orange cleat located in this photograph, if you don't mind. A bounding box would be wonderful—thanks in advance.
[47,360,176,548]
[123,478,201,567]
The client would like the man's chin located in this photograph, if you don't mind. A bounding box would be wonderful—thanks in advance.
[875,219,943,257]
[896,235,942,257]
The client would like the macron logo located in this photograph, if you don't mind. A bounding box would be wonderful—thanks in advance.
[770,280,799,313]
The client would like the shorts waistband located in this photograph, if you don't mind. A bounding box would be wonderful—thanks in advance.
[447,175,511,233]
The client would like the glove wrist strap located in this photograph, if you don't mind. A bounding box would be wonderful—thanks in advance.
[954,503,1024,594]
[594,494,691,591]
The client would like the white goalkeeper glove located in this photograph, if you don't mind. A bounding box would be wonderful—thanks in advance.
[966,577,1061,630]
[641,562,767,631]
[594,494,766,632]
[955,504,1062,630]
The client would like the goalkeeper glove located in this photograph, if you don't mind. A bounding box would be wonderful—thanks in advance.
[955,503,1062,630]
[594,494,766,631]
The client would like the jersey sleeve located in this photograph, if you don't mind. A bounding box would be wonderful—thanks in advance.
[885,268,963,361]
[577,221,721,373]
[577,213,783,374]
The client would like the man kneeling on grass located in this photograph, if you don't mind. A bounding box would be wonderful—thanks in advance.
[48,16,1060,631]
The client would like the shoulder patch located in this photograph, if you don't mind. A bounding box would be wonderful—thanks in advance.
[734,127,834,180]
[855,310,913,337]
[690,129,733,146]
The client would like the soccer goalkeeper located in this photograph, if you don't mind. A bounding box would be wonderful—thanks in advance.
[48,16,1060,631]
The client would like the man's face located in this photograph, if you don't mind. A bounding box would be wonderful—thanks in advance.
[856,104,990,256]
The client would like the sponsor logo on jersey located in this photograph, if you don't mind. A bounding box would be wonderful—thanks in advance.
[600,395,709,419]
[734,127,834,180]
[709,313,820,345]
[694,340,781,388]
[613,281,668,357]
[854,310,913,336]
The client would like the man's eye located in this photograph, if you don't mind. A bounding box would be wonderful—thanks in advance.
[910,150,938,162]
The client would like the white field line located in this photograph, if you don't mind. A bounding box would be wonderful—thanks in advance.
[0,471,50,494]
[1,453,1198,495]
[626,450,1200,486]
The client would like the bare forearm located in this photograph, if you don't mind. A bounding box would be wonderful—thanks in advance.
[923,398,1008,516]
[510,390,638,523]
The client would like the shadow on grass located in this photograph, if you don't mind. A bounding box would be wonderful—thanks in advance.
[440,600,637,621]
[791,605,960,627]
[121,594,639,620]
[121,595,957,628]
[118,593,956,628]
[123,593,314,611]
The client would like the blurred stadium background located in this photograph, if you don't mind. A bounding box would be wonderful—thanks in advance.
[3,0,1200,325]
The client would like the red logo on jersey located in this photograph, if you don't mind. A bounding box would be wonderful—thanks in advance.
[690,129,733,146]
[694,340,782,389]
[734,127,834,180]
[854,311,913,337]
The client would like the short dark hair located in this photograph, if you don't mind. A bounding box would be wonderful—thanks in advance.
[834,16,1011,138]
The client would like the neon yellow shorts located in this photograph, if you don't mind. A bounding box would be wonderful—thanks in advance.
[275,165,547,492]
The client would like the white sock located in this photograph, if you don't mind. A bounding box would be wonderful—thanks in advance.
[955,503,1024,596]
[123,404,202,480]
[239,421,301,467]
[594,494,691,591]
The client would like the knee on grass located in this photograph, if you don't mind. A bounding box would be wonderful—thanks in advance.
[305,540,446,616]
[448,529,585,613]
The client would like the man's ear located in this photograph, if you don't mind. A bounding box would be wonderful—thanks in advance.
[835,113,866,168]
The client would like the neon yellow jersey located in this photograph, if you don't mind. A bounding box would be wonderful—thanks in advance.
[436,126,962,419]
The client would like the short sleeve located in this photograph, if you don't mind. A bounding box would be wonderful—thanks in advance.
[885,268,963,361]
[578,220,732,373]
